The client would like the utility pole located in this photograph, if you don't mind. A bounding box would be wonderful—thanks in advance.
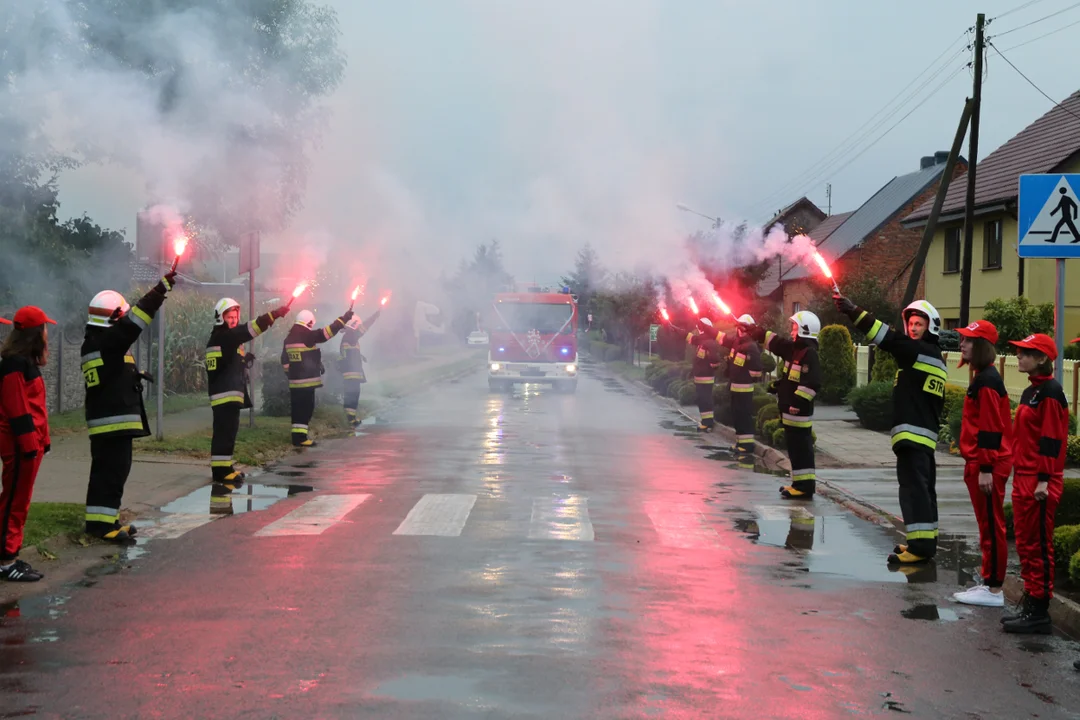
[826,183,832,216]
[959,13,985,327]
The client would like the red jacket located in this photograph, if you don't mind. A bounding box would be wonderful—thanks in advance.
[959,365,1013,472]
[0,355,50,457]
[1013,375,1068,482]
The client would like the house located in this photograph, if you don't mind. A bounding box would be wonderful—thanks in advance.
[903,89,1080,335]
[755,197,827,300]
[780,152,967,316]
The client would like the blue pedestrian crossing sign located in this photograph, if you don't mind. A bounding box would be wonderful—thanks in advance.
[1018,174,1080,258]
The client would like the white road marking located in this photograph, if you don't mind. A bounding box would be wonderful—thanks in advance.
[137,514,218,540]
[644,500,720,549]
[528,495,595,541]
[254,494,370,537]
[393,494,477,537]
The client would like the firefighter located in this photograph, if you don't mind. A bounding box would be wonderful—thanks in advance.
[1001,333,1069,634]
[952,320,1012,608]
[83,273,177,543]
[338,308,381,430]
[206,298,290,490]
[0,307,55,582]
[686,318,722,432]
[281,307,352,447]
[743,311,821,499]
[712,314,763,469]
[835,296,946,565]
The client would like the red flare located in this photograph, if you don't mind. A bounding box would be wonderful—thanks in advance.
[687,296,699,315]
[170,234,189,272]
[380,291,392,307]
[659,307,670,322]
[287,282,308,307]
[712,294,735,318]
[351,285,361,301]
[812,250,842,294]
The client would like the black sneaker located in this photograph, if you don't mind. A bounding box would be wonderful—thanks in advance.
[1,560,43,582]
[1002,597,1052,635]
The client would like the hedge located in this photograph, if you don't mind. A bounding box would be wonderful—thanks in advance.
[752,393,775,414]
[260,358,290,416]
[817,324,856,404]
[770,426,817,449]
[1054,525,1080,567]
[678,382,697,407]
[1072,549,1080,586]
[941,384,967,423]
[762,418,781,441]
[871,349,899,384]
[1069,436,1080,466]
[847,381,893,431]
[760,353,777,375]
[757,404,780,435]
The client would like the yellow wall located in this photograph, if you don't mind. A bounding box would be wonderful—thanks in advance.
[923,155,1080,338]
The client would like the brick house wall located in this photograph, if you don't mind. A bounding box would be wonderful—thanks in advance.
[781,162,967,316]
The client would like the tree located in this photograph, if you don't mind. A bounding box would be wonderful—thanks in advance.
[806,276,899,343]
[817,324,856,404]
[560,243,607,315]
[982,296,1055,353]
[590,273,656,361]
[444,241,516,339]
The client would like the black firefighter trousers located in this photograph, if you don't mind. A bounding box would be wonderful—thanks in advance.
[896,446,938,558]
[211,404,242,482]
[731,390,756,468]
[695,379,715,430]
[784,424,816,495]
[85,436,134,536]
[291,387,316,446]
[343,379,362,427]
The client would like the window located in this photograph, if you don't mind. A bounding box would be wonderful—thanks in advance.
[983,220,1003,270]
[944,227,961,273]
[792,301,801,314]
[945,318,961,330]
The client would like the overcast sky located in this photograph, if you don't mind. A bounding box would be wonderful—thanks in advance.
[56,0,1079,284]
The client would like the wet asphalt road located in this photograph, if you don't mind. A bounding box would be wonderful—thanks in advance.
[3,361,1080,719]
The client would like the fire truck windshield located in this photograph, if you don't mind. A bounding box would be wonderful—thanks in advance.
[494,303,574,335]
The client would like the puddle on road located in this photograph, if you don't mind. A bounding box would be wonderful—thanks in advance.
[901,605,960,622]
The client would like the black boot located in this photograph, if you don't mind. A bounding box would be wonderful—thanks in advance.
[1003,596,1051,635]
[1000,593,1031,624]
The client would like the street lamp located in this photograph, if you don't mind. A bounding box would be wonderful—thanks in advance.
[676,203,720,228]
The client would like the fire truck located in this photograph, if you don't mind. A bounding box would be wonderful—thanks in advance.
[487,287,578,393]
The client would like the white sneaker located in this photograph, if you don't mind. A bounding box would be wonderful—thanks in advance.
[953,585,1005,607]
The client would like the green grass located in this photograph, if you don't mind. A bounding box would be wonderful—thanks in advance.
[606,361,647,382]
[48,393,211,437]
[134,402,375,466]
[23,502,85,548]
[370,355,484,397]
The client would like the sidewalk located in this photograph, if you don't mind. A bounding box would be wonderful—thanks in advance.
[812,404,964,469]
[32,347,485,511]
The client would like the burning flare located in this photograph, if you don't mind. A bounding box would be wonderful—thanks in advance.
[287,282,308,307]
[812,251,842,294]
[712,294,734,318]
[170,234,189,272]
[687,296,699,315]
[351,285,361,302]
[659,307,670,322]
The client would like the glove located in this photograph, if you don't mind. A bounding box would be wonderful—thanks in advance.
[341,309,354,324]
[741,323,766,343]
[158,270,179,293]
[139,371,155,384]
[242,354,256,369]
[833,294,857,317]
[271,305,290,319]
[767,381,778,395]
[44,443,50,456]
[23,450,38,460]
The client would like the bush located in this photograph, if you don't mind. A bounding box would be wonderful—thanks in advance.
[133,287,218,396]
[757,404,780,435]
[983,296,1054,353]
[260,358,290,416]
[871,349,898,384]
[771,426,787,448]
[942,384,966,423]
[1071,549,1080,586]
[1069,436,1080,466]
[1066,343,1080,360]
[941,402,963,450]
[1058,477,1080,527]
[678,382,697,407]
[760,353,777,375]
[762,418,782,440]
[1054,525,1080,567]
[1070,415,1078,436]
[817,324,856,404]
[847,381,893,431]
[1004,502,1014,540]
[752,393,775,414]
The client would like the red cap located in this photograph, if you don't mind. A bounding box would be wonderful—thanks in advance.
[957,320,999,345]
[0,318,10,325]
[1009,333,1057,361]
[13,306,57,330]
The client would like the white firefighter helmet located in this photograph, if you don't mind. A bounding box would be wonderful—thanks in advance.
[346,316,363,331]
[213,298,241,326]
[699,317,714,329]
[903,300,942,338]
[295,310,316,329]
[87,290,130,328]
[790,311,821,340]
[737,314,756,325]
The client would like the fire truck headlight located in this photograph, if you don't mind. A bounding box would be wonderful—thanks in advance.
[565,364,576,374]
[490,363,501,372]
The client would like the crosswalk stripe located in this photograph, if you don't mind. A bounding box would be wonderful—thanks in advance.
[528,495,594,541]
[254,494,371,537]
[643,501,719,549]
[138,513,218,540]
[393,493,477,537]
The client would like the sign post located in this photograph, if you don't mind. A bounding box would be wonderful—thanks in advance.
[1018,174,1080,382]
[239,232,261,428]
[649,324,659,357]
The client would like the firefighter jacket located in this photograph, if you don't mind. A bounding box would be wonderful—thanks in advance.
[716,331,763,393]
[1013,375,1068,483]
[848,306,946,453]
[959,365,1013,472]
[763,331,820,429]
[81,283,168,439]
[0,355,50,457]
[338,310,381,383]
[281,316,347,390]
[686,332,722,382]
[206,312,276,409]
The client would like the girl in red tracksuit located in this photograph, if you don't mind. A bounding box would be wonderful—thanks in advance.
[0,307,55,583]
[1002,333,1069,634]
[952,321,1013,607]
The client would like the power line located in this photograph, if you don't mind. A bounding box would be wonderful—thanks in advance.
[990,0,1080,37]
[991,0,1052,21]
[998,15,1080,50]
[988,40,1080,124]
[745,29,971,219]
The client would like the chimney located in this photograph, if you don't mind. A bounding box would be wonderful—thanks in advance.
[934,150,949,165]
[920,156,935,170]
